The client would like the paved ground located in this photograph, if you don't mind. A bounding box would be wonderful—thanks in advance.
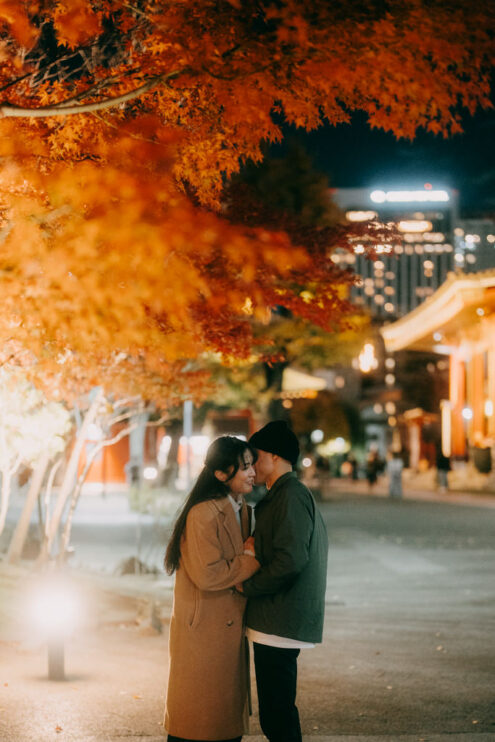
[1,486,495,741]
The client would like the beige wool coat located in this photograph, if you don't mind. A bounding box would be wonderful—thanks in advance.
[164,497,259,741]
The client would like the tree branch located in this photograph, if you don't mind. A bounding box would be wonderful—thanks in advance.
[0,68,185,118]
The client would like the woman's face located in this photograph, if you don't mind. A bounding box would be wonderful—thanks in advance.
[226,450,256,497]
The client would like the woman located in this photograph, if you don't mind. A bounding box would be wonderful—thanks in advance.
[164,436,260,742]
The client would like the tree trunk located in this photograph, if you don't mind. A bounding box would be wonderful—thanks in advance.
[6,452,49,564]
[38,389,104,563]
[0,469,12,537]
[264,360,290,421]
[161,418,181,489]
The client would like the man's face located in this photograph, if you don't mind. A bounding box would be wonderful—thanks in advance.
[253,449,275,485]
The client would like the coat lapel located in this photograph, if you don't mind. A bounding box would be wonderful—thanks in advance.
[212,498,244,553]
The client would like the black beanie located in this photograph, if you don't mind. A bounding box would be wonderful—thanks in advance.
[249,420,300,466]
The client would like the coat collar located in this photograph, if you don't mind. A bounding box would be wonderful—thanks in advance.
[209,496,249,544]
[261,471,297,504]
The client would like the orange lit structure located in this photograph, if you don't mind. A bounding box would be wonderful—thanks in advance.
[381,270,495,461]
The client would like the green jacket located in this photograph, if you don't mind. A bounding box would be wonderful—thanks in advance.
[243,471,328,643]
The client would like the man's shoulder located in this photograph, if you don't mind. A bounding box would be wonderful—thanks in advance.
[271,475,315,515]
[277,473,313,499]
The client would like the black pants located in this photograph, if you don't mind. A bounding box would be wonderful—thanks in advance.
[167,736,241,742]
[253,642,302,742]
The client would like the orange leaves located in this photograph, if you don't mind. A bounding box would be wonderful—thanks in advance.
[0,0,491,201]
[52,1,102,49]
[0,0,492,403]
[0,1,38,48]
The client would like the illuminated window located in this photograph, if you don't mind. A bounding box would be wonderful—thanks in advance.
[346,210,378,221]
[398,220,432,232]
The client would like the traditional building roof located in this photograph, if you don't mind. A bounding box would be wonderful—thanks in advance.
[381,269,495,353]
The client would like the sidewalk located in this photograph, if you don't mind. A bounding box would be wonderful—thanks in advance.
[321,476,495,508]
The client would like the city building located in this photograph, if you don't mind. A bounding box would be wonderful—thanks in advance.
[331,185,459,318]
[454,217,495,273]
[381,269,495,472]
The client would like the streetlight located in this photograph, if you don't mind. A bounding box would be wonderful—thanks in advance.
[358,343,377,373]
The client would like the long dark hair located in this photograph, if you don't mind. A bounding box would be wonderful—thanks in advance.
[164,436,257,574]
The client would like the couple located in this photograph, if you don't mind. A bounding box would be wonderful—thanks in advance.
[163,420,328,742]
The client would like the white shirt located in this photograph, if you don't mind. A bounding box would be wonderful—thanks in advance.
[228,494,242,527]
[247,627,315,649]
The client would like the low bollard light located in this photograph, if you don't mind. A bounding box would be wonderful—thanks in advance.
[28,573,81,681]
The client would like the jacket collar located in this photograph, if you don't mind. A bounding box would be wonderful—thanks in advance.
[261,471,296,503]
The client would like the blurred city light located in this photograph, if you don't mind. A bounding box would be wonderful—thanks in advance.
[370,189,450,203]
[398,220,432,232]
[358,343,377,373]
[311,429,324,444]
[346,210,378,221]
[143,466,158,480]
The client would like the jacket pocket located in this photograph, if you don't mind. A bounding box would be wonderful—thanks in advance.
[188,589,201,629]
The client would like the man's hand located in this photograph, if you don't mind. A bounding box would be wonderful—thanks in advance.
[243,536,255,556]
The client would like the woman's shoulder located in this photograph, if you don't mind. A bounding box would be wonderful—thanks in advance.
[188,497,230,520]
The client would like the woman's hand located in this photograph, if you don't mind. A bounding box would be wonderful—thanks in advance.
[243,536,255,556]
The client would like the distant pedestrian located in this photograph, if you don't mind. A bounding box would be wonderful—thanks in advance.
[366,448,382,491]
[348,452,359,480]
[163,436,260,742]
[387,450,404,499]
[436,446,451,492]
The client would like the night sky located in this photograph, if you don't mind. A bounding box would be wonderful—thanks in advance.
[276,105,495,216]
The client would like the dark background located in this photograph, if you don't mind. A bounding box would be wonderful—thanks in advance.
[274,105,495,215]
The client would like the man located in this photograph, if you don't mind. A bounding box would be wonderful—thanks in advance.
[240,420,328,742]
